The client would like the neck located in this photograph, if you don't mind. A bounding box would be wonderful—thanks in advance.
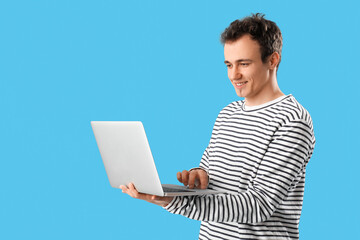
[245,90,284,106]
[245,73,284,106]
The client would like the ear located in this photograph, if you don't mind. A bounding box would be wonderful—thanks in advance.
[268,52,280,70]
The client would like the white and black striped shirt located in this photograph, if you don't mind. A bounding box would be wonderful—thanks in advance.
[164,95,315,240]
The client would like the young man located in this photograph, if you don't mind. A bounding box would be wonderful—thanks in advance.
[121,13,315,240]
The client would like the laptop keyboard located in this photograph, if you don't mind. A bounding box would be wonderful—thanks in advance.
[162,186,193,192]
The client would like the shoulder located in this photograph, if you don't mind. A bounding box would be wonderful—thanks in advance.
[273,96,315,139]
[218,100,243,116]
[277,96,312,123]
[276,96,314,130]
[212,100,244,122]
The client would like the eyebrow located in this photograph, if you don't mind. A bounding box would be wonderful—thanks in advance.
[224,59,253,64]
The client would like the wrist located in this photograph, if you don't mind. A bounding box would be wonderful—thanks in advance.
[161,197,174,207]
[162,196,177,209]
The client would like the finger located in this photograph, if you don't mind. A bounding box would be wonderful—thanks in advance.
[177,172,182,182]
[181,170,189,186]
[128,183,154,201]
[127,183,141,198]
[188,171,198,189]
[198,170,209,189]
[124,184,174,206]
[119,185,129,193]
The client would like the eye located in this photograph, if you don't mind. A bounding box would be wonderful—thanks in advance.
[225,64,232,68]
[240,63,249,66]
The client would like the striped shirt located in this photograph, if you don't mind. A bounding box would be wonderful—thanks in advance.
[164,95,315,240]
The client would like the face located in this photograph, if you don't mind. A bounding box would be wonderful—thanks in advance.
[224,35,276,105]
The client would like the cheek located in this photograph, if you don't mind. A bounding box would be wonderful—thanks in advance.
[247,68,263,84]
[244,70,255,83]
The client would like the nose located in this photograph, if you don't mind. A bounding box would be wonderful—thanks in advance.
[229,66,242,80]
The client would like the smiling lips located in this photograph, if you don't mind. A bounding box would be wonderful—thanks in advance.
[234,81,248,88]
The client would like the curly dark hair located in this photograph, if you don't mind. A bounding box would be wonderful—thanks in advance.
[220,13,283,68]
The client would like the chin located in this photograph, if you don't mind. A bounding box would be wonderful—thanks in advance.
[235,90,245,98]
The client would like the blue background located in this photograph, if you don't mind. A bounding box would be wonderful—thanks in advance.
[1,0,359,239]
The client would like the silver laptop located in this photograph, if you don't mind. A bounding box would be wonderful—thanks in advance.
[91,121,224,196]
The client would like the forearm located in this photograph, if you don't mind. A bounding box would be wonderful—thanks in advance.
[166,119,315,223]
[164,190,273,223]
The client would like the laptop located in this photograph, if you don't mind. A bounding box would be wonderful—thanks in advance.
[91,121,225,196]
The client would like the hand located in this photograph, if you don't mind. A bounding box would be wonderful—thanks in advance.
[120,183,173,207]
[177,168,209,189]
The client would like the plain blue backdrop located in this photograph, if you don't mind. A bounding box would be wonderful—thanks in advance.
[1,0,359,239]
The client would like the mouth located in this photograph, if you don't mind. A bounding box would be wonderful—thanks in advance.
[233,81,248,88]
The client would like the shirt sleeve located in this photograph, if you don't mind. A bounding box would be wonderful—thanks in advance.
[199,147,210,172]
[163,119,315,223]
